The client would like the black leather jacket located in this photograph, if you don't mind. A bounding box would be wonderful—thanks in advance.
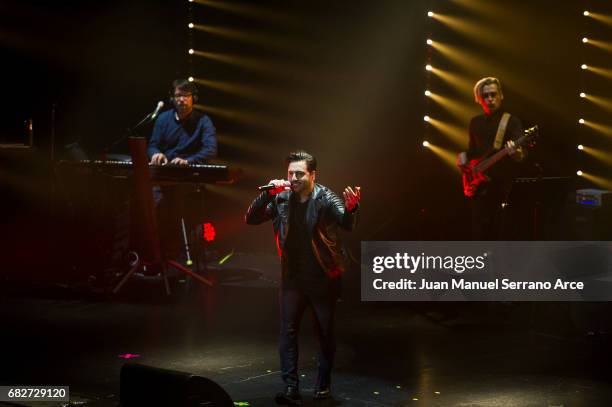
[245,183,358,279]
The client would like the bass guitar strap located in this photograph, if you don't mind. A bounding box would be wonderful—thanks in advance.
[493,113,511,150]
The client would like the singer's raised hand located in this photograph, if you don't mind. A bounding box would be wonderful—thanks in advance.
[150,153,168,165]
[343,186,361,212]
[267,179,291,196]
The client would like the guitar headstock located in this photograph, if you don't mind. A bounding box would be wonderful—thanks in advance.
[521,125,539,148]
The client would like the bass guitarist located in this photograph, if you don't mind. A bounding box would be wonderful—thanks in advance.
[457,77,526,240]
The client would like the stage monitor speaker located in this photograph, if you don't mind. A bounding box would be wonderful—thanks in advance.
[120,363,234,407]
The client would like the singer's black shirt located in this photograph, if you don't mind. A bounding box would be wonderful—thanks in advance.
[284,195,330,297]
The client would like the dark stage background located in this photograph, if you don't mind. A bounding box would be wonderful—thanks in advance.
[2,0,612,278]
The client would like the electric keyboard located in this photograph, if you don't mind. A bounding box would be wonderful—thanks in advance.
[56,159,239,184]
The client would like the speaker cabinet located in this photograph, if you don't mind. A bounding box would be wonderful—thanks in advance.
[120,363,234,407]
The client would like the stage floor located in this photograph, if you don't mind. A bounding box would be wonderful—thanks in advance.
[1,254,611,406]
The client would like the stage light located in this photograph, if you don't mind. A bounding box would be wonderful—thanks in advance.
[188,48,195,54]
[426,39,433,45]
[426,117,467,148]
[191,24,302,53]
[197,103,294,133]
[118,353,141,359]
[581,64,588,70]
[583,11,590,16]
[584,38,612,53]
[424,90,431,96]
[426,66,474,95]
[424,142,460,171]
[202,222,216,242]
[425,64,433,71]
[580,146,612,165]
[188,76,194,82]
[578,119,612,135]
[427,92,476,123]
[428,11,434,17]
[579,118,585,124]
[578,144,584,150]
[424,115,431,122]
[580,92,586,97]
[218,251,234,265]
[190,0,296,27]
[583,37,589,43]
[577,170,583,176]
[188,23,194,29]
[586,65,612,80]
[583,93,612,111]
[194,78,288,105]
[423,141,430,147]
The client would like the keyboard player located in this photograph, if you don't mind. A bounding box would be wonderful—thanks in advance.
[147,79,217,264]
[148,78,217,166]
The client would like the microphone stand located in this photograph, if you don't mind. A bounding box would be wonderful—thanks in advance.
[102,111,153,159]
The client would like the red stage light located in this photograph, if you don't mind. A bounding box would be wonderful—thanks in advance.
[202,222,216,242]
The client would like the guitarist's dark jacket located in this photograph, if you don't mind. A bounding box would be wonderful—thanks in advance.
[245,183,358,286]
[467,110,523,159]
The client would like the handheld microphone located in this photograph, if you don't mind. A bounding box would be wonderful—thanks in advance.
[150,101,165,120]
[258,181,290,191]
[258,184,277,191]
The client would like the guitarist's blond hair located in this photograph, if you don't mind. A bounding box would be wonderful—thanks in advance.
[473,77,503,103]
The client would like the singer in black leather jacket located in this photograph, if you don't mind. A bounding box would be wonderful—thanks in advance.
[245,182,358,282]
[244,151,360,402]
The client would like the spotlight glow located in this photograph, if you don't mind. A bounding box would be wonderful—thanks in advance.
[583,37,589,43]
[580,92,586,97]
[424,115,431,122]
[426,39,433,45]
[188,23,194,29]
[188,76,194,82]
[578,144,584,150]
[188,48,195,54]
[579,119,585,124]
[577,170,583,176]
[424,142,461,171]
[428,11,434,17]
[423,141,430,147]
[425,64,433,71]
[581,64,588,70]
[584,11,590,16]
[424,90,432,96]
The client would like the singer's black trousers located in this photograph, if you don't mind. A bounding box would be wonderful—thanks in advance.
[279,287,336,390]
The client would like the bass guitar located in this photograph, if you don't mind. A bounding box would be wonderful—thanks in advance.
[461,125,538,197]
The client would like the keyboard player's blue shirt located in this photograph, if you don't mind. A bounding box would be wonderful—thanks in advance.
[148,109,217,164]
